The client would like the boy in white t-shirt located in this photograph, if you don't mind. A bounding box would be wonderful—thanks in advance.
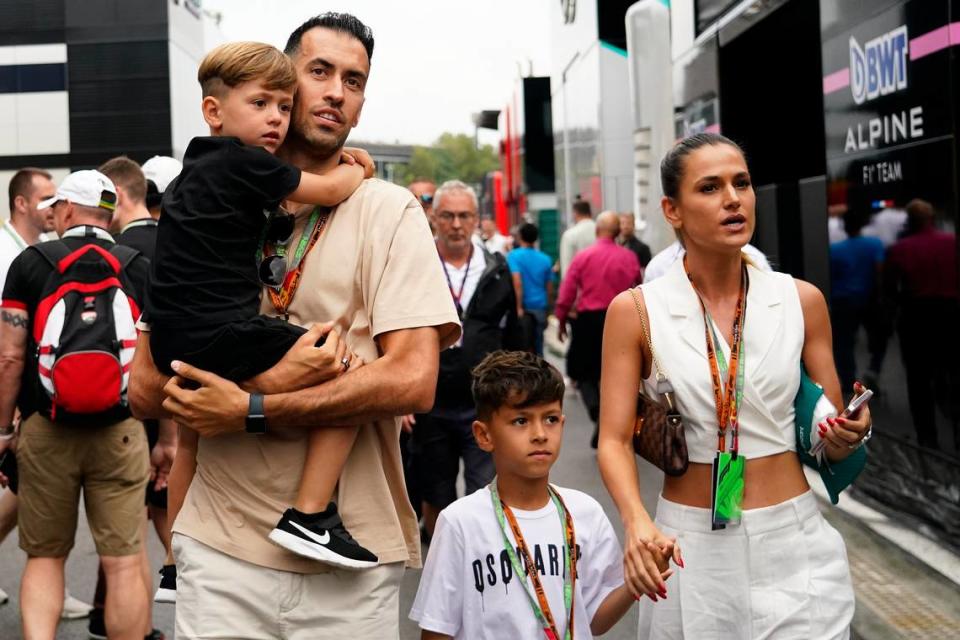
[410,350,647,639]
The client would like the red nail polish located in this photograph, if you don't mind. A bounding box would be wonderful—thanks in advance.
[678,557,686,568]
[634,594,641,601]
[648,594,658,602]
[827,417,836,426]
[837,417,846,424]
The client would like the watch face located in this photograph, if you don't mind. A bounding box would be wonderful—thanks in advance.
[245,416,266,434]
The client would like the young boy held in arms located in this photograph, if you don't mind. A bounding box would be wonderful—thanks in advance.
[410,350,662,638]
[149,41,378,601]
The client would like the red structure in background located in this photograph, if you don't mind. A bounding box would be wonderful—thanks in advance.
[488,170,508,234]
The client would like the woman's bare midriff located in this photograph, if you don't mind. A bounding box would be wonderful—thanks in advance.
[661,450,810,509]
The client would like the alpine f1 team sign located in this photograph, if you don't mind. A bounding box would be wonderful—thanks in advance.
[821,0,955,207]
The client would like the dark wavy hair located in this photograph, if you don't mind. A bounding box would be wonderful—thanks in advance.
[472,351,565,422]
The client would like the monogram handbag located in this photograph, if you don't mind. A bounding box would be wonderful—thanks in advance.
[628,288,689,476]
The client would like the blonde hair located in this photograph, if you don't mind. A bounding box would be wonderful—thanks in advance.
[198,41,297,98]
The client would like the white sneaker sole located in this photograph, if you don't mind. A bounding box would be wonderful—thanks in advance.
[268,528,378,570]
[154,586,177,604]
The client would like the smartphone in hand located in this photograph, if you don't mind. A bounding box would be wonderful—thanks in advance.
[840,386,873,419]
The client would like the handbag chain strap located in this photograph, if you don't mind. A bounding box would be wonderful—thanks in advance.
[629,287,667,383]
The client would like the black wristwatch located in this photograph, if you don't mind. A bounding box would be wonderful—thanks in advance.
[245,393,267,434]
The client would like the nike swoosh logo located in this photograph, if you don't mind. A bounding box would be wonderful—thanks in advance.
[289,521,331,545]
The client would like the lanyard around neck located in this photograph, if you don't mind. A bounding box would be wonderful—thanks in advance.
[260,208,329,316]
[490,481,577,640]
[687,260,748,454]
[438,242,474,317]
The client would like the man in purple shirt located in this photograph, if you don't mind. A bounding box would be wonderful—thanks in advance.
[885,199,959,449]
[556,211,641,447]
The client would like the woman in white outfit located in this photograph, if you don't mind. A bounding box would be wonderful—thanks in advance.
[598,133,871,639]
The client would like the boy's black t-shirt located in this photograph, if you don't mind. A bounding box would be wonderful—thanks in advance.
[146,136,301,328]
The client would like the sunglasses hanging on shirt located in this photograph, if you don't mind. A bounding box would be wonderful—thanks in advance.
[257,210,296,288]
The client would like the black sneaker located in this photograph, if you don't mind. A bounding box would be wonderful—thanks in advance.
[87,607,107,640]
[269,504,379,570]
[153,564,176,604]
[145,630,166,640]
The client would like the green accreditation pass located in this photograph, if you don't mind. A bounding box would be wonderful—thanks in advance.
[711,451,745,530]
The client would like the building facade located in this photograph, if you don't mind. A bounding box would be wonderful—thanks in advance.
[0,0,219,218]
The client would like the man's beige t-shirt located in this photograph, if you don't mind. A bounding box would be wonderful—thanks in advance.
[174,179,461,572]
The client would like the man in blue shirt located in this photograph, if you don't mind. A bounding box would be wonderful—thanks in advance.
[507,223,554,355]
[830,209,886,391]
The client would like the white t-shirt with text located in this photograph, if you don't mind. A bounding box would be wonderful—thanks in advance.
[410,485,623,639]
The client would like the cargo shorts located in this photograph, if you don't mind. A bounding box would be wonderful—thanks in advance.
[17,413,149,557]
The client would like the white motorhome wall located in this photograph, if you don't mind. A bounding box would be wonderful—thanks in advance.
[626,1,677,255]
[550,1,634,228]
[168,0,224,161]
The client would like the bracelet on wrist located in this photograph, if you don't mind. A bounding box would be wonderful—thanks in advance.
[848,424,872,450]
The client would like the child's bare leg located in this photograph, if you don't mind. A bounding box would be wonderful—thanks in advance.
[294,425,360,513]
[164,425,198,564]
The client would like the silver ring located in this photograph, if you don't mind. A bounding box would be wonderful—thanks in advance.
[341,357,350,371]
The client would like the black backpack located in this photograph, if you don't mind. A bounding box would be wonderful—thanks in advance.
[30,240,141,421]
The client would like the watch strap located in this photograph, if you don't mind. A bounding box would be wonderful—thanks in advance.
[246,393,266,434]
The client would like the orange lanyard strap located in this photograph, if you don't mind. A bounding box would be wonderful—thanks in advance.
[689,261,748,453]
[493,484,578,640]
[264,209,330,316]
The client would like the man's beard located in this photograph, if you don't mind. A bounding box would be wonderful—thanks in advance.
[289,114,350,158]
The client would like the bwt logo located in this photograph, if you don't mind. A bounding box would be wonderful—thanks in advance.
[850,25,909,104]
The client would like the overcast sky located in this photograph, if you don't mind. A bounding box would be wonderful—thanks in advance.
[202,0,553,147]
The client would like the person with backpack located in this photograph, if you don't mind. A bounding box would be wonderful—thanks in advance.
[0,169,152,640]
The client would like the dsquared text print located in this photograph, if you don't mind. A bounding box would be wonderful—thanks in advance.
[1,310,27,330]
[472,543,582,594]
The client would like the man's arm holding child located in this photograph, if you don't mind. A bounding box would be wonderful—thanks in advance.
[129,332,173,420]
[162,326,439,436]
[131,322,351,420]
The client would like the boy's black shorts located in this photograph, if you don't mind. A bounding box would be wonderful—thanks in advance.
[150,315,307,381]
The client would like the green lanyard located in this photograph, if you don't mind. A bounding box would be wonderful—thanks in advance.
[490,481,576,640]
[256,208,322,268]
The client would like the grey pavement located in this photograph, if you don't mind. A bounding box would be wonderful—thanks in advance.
[0,367,957,638]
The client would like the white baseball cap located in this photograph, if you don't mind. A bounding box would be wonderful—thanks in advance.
[38,170,117,212]
[142,155,182,194]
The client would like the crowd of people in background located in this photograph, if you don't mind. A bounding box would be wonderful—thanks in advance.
[829,198,959,448]
[0,9,940,640]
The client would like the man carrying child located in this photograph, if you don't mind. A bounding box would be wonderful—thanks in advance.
[131,12,460,637]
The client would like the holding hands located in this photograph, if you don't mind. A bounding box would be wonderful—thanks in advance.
[624,519,683,602]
